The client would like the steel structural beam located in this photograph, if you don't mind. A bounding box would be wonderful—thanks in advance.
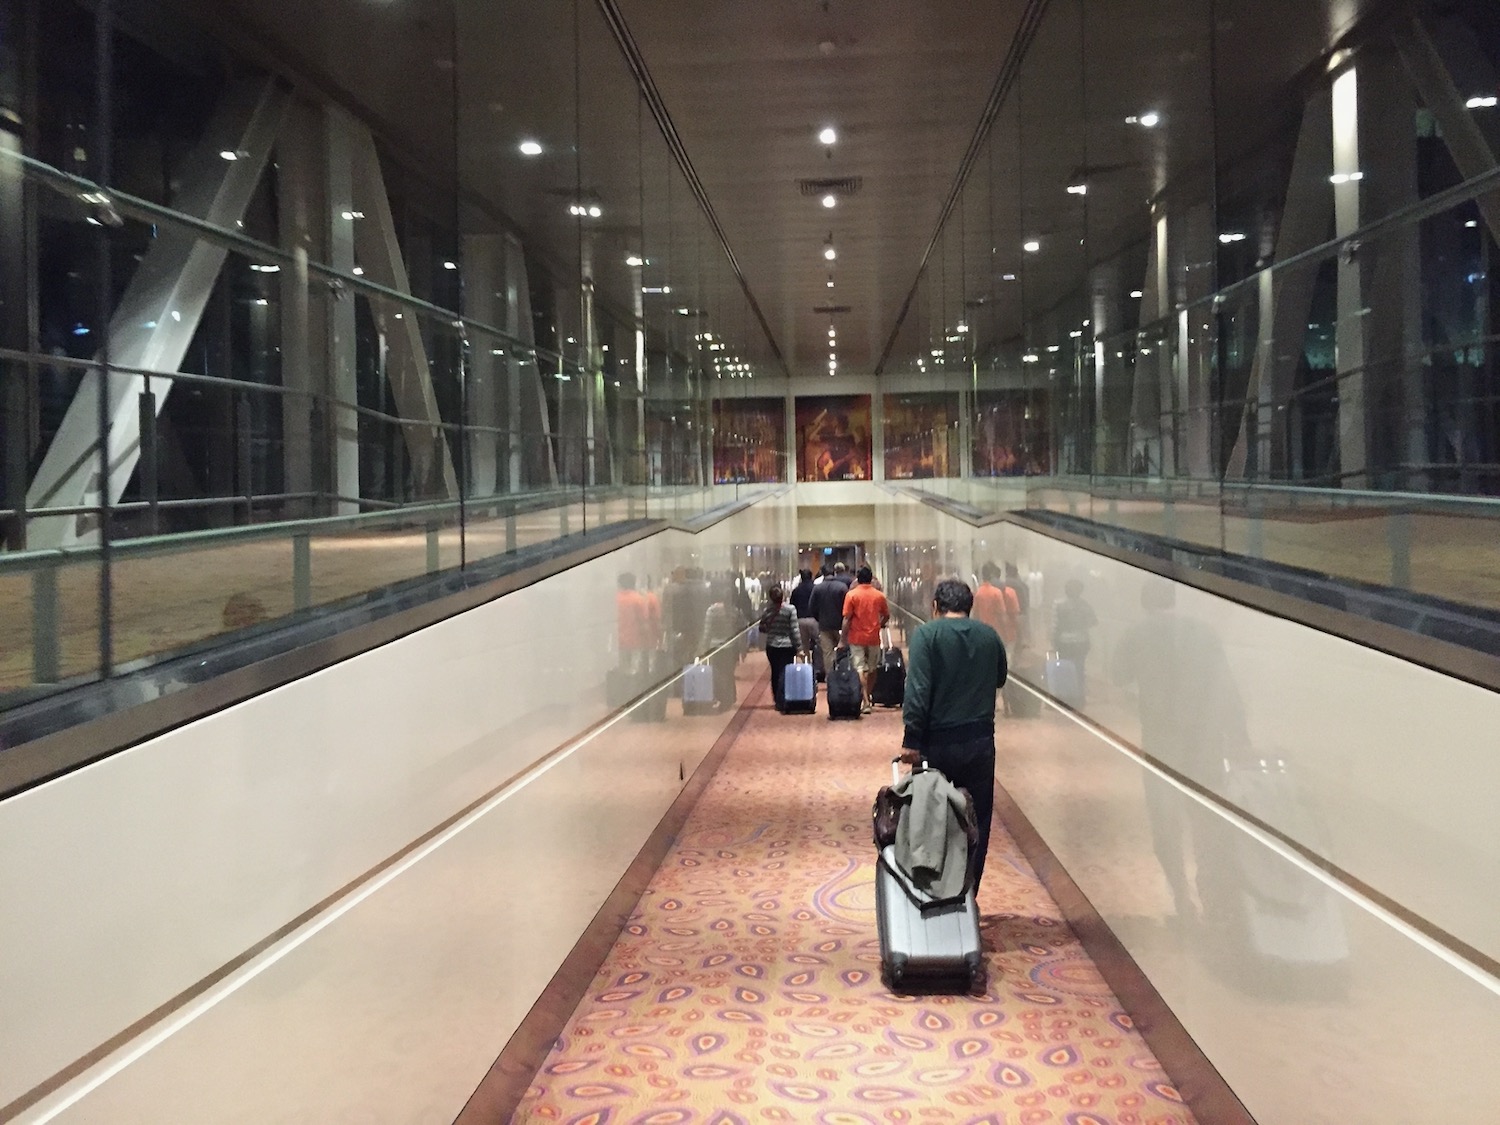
[25,77,289,548]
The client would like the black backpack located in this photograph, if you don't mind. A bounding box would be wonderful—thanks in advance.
[827,650,864,720]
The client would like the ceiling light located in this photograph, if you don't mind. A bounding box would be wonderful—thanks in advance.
[1329,172,1365,184]
[1023,240,1041,253]
[352,266,365,276]
[822,194,837,209]
[341,210,364,220]
[956,322,968,333]
[1066,183,1087,195]
[588,205,602,218]
[1001,273,1017,281]
[827,279,835,288]
[1138,112,1161,128]
[1466,95,1498,109]
[518,140,544,156]
[1218,232,1247,243]
[443,260,458,270]
[1069,330,1082,338]
[625,255,644,266]
[824,246,837,261]
[1130,290,1143,298]
[219,150,240,161]
[249,264,280,273]
[1023,353,1040,363]
[1465,220,1479,228]
[819,126,838,146]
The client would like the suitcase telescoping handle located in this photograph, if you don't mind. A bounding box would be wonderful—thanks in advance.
[890,754,928,787]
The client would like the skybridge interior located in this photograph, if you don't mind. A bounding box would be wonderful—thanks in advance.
[3,1,1500,1122]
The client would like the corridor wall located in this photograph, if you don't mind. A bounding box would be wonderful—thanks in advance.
[0,493,793,1122]
[874,490,1500,1124]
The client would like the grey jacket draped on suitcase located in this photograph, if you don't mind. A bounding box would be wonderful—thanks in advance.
[890,769,974,903]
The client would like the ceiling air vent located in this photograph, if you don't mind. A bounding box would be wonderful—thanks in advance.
[797,177,863,198]
[812,304,851,314]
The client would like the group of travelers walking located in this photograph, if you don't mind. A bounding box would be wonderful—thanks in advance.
[757,561,893,715]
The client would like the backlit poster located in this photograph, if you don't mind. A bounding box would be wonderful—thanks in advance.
[712,397,787,483]
[795,395,873,482]
[972,390,1052,476]
[883,392,960,480]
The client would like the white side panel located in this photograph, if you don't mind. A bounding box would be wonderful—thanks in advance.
[0,493,795,1118]
[872,490,1500,1124]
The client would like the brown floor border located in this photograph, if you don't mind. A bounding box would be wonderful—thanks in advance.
[0,665,720,1123]
[992,780,1259,1125]
[453,669,772,1125]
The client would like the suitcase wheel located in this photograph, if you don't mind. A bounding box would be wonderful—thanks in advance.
[887,955,907,990]
[966,952,984,994]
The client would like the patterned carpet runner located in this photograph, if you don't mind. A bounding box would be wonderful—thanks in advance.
[514,662,1196,1125]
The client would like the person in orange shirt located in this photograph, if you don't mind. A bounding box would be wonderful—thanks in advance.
[973,562,1020,652]
[839,564,890,715]
[617,573,650,672]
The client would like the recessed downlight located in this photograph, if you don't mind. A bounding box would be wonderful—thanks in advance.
[1023,240,1041,253]
[824,246,837,261]
[518,140,543,156]
[818,126,838,146]
[822,194,837,208]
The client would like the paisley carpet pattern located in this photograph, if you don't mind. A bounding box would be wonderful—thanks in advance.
[515,668,1197,1125]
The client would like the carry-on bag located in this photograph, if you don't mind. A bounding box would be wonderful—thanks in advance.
[872,758,983,993]
[631,648,670,723]
[1043,652,1081,706]
[782,653,817,714]
[682,659,716,716]
[826,649,864,720]
[606,662,641,709]
[871,628,905,708]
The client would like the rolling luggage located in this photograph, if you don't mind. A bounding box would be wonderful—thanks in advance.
[632,649,670,723]
[872,759,983,993]
[1003,654,1041,718]
[682,660,716,716]
[826,649,864,720]
[606,662,640,709]
[782,653,817,714]
[872,630,905,708]
[1043,652,1081,706]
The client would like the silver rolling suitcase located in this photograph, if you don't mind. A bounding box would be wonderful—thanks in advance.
[873,760,983,993]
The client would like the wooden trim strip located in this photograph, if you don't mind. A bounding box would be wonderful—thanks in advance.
[453,671,771,1124]
[1,650,763,1122]
[991,779,1260,1125]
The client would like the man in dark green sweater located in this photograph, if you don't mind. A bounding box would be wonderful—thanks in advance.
[901,578,1008,891]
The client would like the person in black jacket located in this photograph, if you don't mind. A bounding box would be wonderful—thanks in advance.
[808,563,850,677]
[790,568,816,619]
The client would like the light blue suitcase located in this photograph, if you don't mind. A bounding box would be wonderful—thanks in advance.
[682,660,716,715]
[782,655,816,714]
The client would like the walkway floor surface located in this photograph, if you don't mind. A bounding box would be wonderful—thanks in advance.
[513,663,1197,1125]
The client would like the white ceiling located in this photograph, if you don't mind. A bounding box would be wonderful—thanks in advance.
[178,0,1390,378]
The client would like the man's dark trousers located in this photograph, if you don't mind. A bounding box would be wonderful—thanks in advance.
[923,734,996,893]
